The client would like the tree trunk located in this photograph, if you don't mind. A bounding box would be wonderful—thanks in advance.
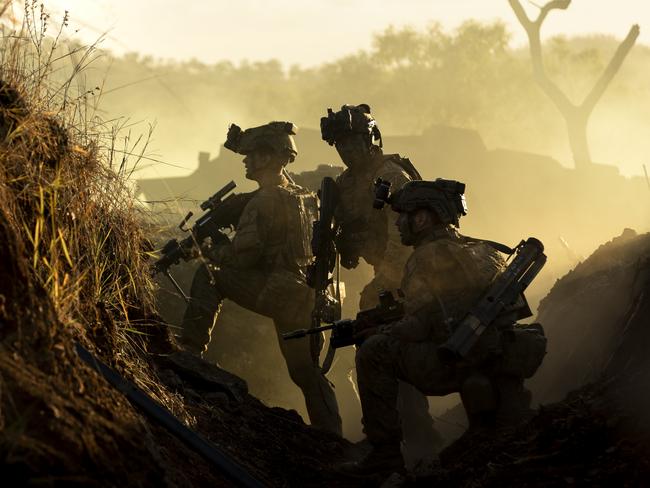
[566,108,591,170]
[509,1,639,171]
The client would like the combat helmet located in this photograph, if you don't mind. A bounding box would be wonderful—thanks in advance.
[320,104,382,147]
[383,179,468,227]
[224,121,298,162]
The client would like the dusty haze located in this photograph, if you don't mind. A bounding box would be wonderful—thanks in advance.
[6,1,650,178]
[8,1,649,440]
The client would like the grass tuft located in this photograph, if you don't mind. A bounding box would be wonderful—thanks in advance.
[0,2,184,416]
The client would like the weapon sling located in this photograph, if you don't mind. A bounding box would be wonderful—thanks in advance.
[437,237,547,362]
[319,253,341,375]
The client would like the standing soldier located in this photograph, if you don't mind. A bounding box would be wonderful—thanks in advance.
[179,121,342,436]
[320,104,440,456]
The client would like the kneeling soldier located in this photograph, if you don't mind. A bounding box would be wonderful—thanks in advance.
[340,179,546,475]
[321,104,440,457]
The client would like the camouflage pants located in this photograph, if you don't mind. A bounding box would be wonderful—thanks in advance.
[356,333,530,445]
[181,263,342,436]
[356,334,462,445]
[359,273,442,456]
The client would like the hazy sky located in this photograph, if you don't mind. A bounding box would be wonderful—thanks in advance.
[26,1,650,66]
[9,1,649,180]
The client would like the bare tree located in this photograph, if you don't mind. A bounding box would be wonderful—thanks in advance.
[509,0,639,170]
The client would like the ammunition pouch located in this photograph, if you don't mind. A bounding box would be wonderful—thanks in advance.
[499,323,547,379]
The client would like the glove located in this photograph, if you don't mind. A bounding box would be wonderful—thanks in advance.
[352,315,378,344]
[353,326,378,344]
[210,231,231,247]
[200,232,231,263]
[335,236,360,268]
[179,240,200,260]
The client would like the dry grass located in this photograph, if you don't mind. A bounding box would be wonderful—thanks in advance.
[0,2,185,416]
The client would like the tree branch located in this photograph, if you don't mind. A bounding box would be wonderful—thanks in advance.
[509,0,572,114]
[582,24,640,113]
[509,0,532,29]
[536,0,571,27]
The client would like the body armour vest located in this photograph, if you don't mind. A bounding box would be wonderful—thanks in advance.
[401,233,506,343]
[238,182,317,274]
[335,154,413,267]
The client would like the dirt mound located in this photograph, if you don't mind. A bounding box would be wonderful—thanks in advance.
[0,18,359,488]
[530,228,650,403]
[0,31,198,485]
[413,383,650,488]
[406,228,650,487]
[3,10,650,488]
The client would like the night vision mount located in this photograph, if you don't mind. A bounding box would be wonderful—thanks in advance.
[373,177,393,209]
[320,104,382,147]
[224,123,244,154]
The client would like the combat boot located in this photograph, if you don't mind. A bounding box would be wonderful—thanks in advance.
[337,442,405,477]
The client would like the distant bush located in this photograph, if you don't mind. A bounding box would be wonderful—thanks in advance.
[70,21,650,177]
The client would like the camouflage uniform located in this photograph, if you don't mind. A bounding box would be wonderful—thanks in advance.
[322,104,439,456]
[181,123,342,435]
[339,179,545,475]
[356,227,508,445]
[335,153,412,309]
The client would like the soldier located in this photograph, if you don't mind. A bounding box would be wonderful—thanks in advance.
[340,179,546,475]
[320,104,440,457]
[179,121,342,436]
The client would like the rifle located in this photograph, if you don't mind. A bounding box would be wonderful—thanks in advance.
[305,176,342,373]
[437,237,547,363]
[283,291,403,349]
[287,238,545,363]
[152,181,255,303]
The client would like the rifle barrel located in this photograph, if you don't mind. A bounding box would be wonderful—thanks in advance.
[201,180,237,210]
[282,323,336,340]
